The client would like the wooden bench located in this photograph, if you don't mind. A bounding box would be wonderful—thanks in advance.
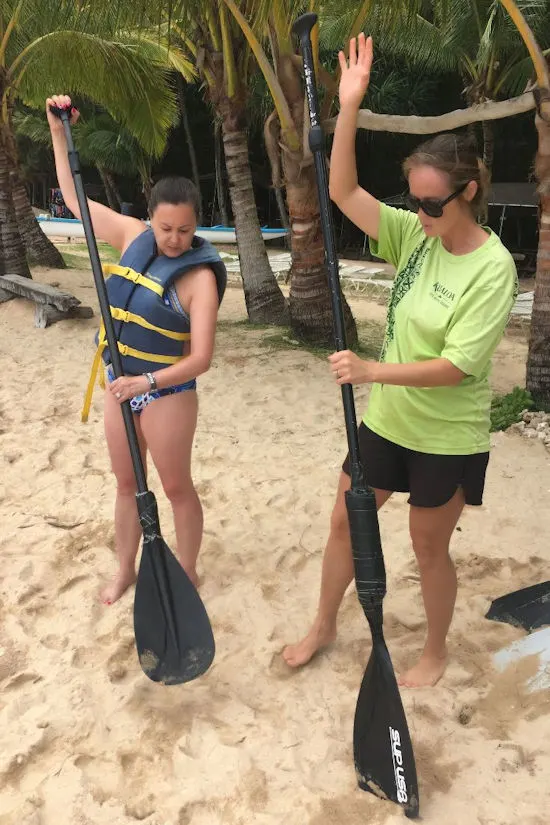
[0,274,94,328]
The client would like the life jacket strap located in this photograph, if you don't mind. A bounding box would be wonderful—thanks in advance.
[109,305,190,342]
[103,263,165,297]
[81,323,185,423]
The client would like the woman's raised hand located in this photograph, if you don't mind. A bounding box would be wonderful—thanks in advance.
[337,33,373,110]
[46,94,80,132]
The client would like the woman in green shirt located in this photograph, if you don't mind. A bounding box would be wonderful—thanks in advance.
[283,34,517,687]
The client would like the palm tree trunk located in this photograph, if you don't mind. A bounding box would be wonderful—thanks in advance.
[10,168,66,268]
[482,120,495,173]
[98,165,120,211]
[284,153,357,347]
[274,186,290,231]
[221,119,288,324]
[526,113,550,408]
[0,129,30,278]
[2,110,63,271]
[214,121,229,226]
[177,75,203,224]
[106,170,123,208]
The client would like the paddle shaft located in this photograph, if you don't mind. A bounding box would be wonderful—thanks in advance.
[291,14,366,492]
[292,14,387,610]
[51,107,147,493]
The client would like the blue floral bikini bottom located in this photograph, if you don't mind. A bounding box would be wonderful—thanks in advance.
[105,364,196,414]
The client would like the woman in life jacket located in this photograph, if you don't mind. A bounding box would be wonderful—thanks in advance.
[47,94,227,605]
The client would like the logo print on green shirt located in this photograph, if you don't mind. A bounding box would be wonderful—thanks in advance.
[381,239,428,360]
[431,281,456,308]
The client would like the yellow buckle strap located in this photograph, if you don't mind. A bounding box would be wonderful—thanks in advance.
[81,325,183,423]
[81,324,107,423]
[117,343,181,365]
[103,263,164,297]
[109,305,190,342]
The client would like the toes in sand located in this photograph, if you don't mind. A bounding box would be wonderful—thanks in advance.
[100,569,137,605]
[398,649,448,688]
[282,622,337,668]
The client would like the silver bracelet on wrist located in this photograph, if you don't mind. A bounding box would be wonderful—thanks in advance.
[145,372,157,391]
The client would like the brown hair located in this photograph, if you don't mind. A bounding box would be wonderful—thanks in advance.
[148,176,200,218]
[403,132,490,221]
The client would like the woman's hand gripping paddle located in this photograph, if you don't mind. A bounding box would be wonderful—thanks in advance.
[49,104,215,685]
[290,17,419,817]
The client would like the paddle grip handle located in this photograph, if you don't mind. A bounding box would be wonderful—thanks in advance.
[346,488,387,613]
[49,105,73,120]
[50,103,148,493]
[291,11,317,41]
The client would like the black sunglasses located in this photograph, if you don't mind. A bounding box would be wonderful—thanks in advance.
[404,182,468,219]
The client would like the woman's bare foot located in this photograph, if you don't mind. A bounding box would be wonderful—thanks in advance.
[282,619,337,668]
[101,568,137,605]
[398,648,448,688]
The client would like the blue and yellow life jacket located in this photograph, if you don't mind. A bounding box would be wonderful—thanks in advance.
[82,228,227,421]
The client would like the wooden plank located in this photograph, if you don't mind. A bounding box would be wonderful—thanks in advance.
[0,287,15,303]
[0,274,81,311]
[34,304,94,329]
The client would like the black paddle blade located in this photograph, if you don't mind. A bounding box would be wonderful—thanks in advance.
[347,489,419,817]
[354,631,420,819]
[133,492,215,684]
[485,580,550,632]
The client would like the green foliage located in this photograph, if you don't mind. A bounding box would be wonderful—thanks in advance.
[490,386,534,432]
[60,242,120,269]
[322,0,550,100]
[2,0,183,156]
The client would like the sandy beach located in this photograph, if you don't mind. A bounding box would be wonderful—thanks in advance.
[1,259,549,825]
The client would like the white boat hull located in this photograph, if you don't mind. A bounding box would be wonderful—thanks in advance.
[36,217,287,244]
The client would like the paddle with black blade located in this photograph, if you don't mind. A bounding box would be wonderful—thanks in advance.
[50,104,215,685]
[291,15,419,818]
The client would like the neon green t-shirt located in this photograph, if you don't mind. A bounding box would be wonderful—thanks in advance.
[364,203,518,455]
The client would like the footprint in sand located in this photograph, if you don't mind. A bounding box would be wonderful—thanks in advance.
[273,545,311,574]
[58,574,90,595]
[0,640,27,682]
[497,743,539,776]
[71,646,95,669]
[261,581,278,601]
[16,584,43,606]
[105,636,137,683]
[3,671,43,691]
[3,450,22,465]
[40,634,68,652]
[45,441,63,470]
[82,452,107,477]
[0,723,52,785]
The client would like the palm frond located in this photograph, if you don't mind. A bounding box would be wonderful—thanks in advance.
[11,31,178,156]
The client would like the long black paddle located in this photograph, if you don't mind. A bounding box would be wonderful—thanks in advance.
[291,15,419,818]
[50,105,215,685]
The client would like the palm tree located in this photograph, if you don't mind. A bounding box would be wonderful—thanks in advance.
[176,75,203,223]
[220,0,420,345]
[6,110,66,268]
[497,0,550,408]
[15,108,149,212]
[0,0,185,278]
[160,4,289,325]
[364,0,550,172]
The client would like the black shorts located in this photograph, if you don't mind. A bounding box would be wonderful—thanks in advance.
[342,423,489,508]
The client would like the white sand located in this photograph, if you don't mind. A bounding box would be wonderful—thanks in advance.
[0,264,549,825]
